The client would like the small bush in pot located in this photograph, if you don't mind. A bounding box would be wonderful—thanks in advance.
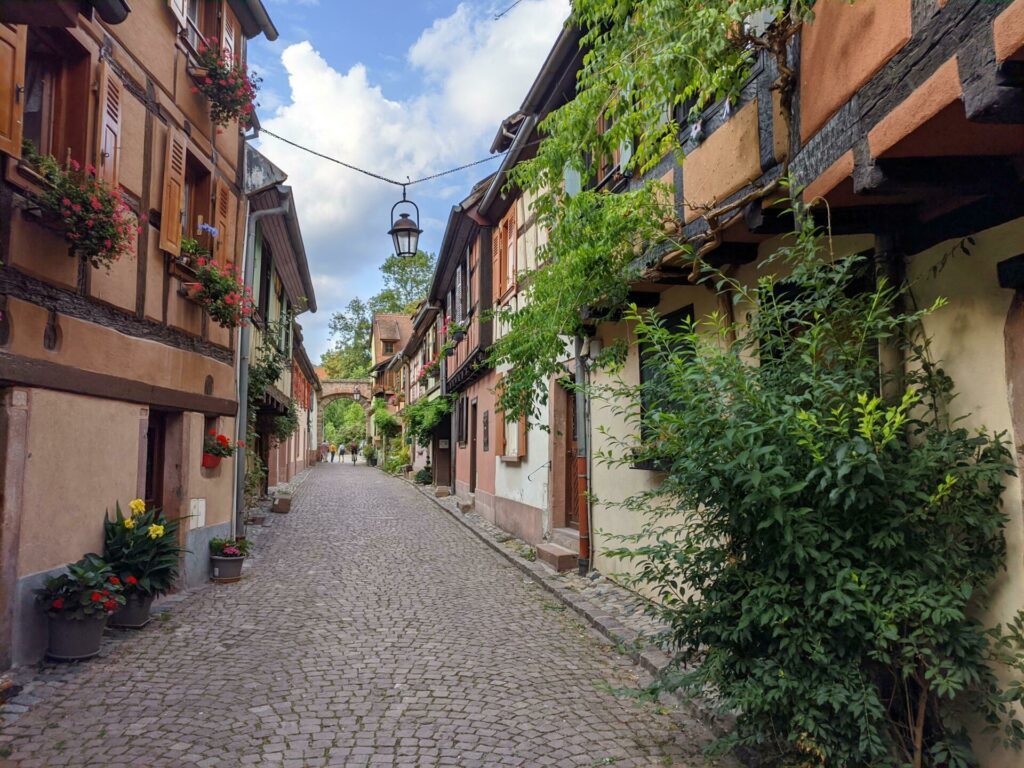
[35,553,125,661]
[414,466,433,485]
[104,499,183,628]
[209,537,251,583]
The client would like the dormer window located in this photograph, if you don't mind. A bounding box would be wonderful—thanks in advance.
[383,341,395,355]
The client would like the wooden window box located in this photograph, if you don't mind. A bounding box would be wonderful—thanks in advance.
[168,256,198,282]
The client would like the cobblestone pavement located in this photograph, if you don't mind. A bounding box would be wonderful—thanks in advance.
[1,465,719,768]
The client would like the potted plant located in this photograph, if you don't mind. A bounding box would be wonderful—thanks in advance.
[209,537,251,583]
[104,499,183,629]
[190,257,255,329]
[362,444,377,467]
[203,429,241,469]
[22,143,140,270]
[189,38,260,128]
[35,554,125,661]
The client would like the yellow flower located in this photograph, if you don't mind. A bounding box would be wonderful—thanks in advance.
[147,524,165,540]
[123,517,136,529]
[128,498,146,516]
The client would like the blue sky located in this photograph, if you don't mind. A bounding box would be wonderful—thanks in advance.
[246,0,570,363]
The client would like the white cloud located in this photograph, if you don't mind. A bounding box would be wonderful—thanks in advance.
[257,0,569,362]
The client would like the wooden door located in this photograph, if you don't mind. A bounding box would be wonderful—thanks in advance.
[144,411,167,510]
[565,389,580,528]
[469,400,478,494]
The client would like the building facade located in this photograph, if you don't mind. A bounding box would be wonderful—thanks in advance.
[0,0,278,668]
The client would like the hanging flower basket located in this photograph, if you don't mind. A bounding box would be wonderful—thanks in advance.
[201,452,221,469]
[189,38,260,128]
[188,257,254,328]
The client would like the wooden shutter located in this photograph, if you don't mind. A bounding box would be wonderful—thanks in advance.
[221,4,237,60]
[507,205,517,289]
[491,226,502,306]
[158,127,187,256]
[167,0,187,28]
[0,24,26,159]
[494,374,506,456]
[517,414,528,460]
[212,177,236,266]
[96,60,122,188]
[454,264,463,323]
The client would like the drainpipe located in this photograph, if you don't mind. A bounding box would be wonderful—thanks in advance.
[233,199,291,537]
[574,335,591,574]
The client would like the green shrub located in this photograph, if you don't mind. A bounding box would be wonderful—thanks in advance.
[414,467,433,485]
[602,204,1024,767]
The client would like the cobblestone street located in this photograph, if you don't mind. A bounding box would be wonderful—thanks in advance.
[0,465,715,767]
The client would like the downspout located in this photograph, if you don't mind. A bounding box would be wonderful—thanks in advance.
[233,199,291,537]
[574,335,591,574]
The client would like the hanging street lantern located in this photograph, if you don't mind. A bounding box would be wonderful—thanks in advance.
[388,186,422,258]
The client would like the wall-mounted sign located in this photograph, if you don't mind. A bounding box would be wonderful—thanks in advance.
[438,439,450,449]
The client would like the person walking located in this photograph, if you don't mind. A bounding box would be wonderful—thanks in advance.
[328,442,337,463]
[350,442,358,464]
[338,444,346,463]
[319,440,328,463]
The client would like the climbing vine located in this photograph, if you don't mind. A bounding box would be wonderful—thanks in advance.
[492,0,819,418]
[401,395,453,447]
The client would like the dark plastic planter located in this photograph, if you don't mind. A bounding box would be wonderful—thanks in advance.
[108,593,154,629]
[452,330,466,343]
[47,614,107,661]
[210,556,244,583]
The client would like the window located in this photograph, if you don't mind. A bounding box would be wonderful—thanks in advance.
[456,396,468,445]
[635,306,693,469]
[494,374,527,461]
[183,0,216,53]
[182,153,211,245]
[383,341,395,355]
[491,207,517,304]
[20,28,90,166]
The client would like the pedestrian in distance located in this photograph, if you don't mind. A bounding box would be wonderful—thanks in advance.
[329,442,337,462]
[351,442,358,464]
[320,440,328,462]
[339,444,346,463]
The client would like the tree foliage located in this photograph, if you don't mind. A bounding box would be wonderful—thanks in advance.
[323,398,366,446]
[402,395,452,447]
[493,0,818,418]
[599,209,1024,767]
[321,251,437,379]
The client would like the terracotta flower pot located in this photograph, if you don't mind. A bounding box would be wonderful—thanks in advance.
[202,452,221,469]
[47,614,107,661]
[210,556,244,583]
[108,592,154,629]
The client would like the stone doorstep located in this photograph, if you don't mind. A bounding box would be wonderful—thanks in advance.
[536,541,577,573]
[549,526,580,552]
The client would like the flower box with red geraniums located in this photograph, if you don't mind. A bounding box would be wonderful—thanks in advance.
[188,256,254,329]
[22,143,141,271]
[203,430,242,468]
[35,553,126,661]
[189,37,260,128]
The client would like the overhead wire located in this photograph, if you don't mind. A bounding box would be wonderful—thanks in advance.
[258,128,507,189]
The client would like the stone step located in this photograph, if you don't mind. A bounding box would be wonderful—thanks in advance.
[549,527,580,552]
[537,542,577,572]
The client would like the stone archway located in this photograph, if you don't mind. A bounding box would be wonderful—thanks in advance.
[318,379,374,452]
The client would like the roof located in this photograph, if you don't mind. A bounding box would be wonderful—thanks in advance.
[373,313,412,343]
[228,0,279,41]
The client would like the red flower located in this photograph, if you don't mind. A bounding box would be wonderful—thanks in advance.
[236,440,246,448]
[103,600,117,612]
[191,86,199,94]
[126,575,138,585]
[51,598,64,610]
[108,576,121,585]
[90,592,102,602]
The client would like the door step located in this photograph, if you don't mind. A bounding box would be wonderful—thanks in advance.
[550,527,580,552]
[537,542,577,572]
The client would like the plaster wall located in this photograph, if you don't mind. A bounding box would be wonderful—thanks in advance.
[452,374,497,517]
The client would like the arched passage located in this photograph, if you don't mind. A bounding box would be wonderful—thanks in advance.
[317,379,374,451]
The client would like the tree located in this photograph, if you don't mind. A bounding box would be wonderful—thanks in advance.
[322,399,365,446]
[321,251,437,378]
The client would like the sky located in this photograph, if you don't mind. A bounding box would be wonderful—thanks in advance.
[247,0,571,364]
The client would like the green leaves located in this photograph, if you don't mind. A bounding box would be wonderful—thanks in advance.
[599,202,1023,766]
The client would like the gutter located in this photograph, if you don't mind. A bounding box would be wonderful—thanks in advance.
[240,0,278,40]
[478,114,537,219]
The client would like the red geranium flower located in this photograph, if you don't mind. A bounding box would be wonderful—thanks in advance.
[90,592,102,602]
[51,598,64,610]
[108,576,121,585]
[126,575,139,585]
[103,600,117,612]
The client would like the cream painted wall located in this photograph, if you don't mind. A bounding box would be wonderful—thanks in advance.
[906,219,1024,725]
[17,390,141,576]
[186,412,236,527]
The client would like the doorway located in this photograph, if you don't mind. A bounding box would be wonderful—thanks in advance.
[565,388,580,529]
[469,399,478,494]
[144,410,167,511]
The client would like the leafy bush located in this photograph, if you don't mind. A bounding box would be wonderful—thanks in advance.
[103,500,182,597]
[272,399,299,443]
[414,466,433,485]
[373,400,401,438]
[602,206,1024,767]
[384,446,410,475]
[402,396,452,447]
